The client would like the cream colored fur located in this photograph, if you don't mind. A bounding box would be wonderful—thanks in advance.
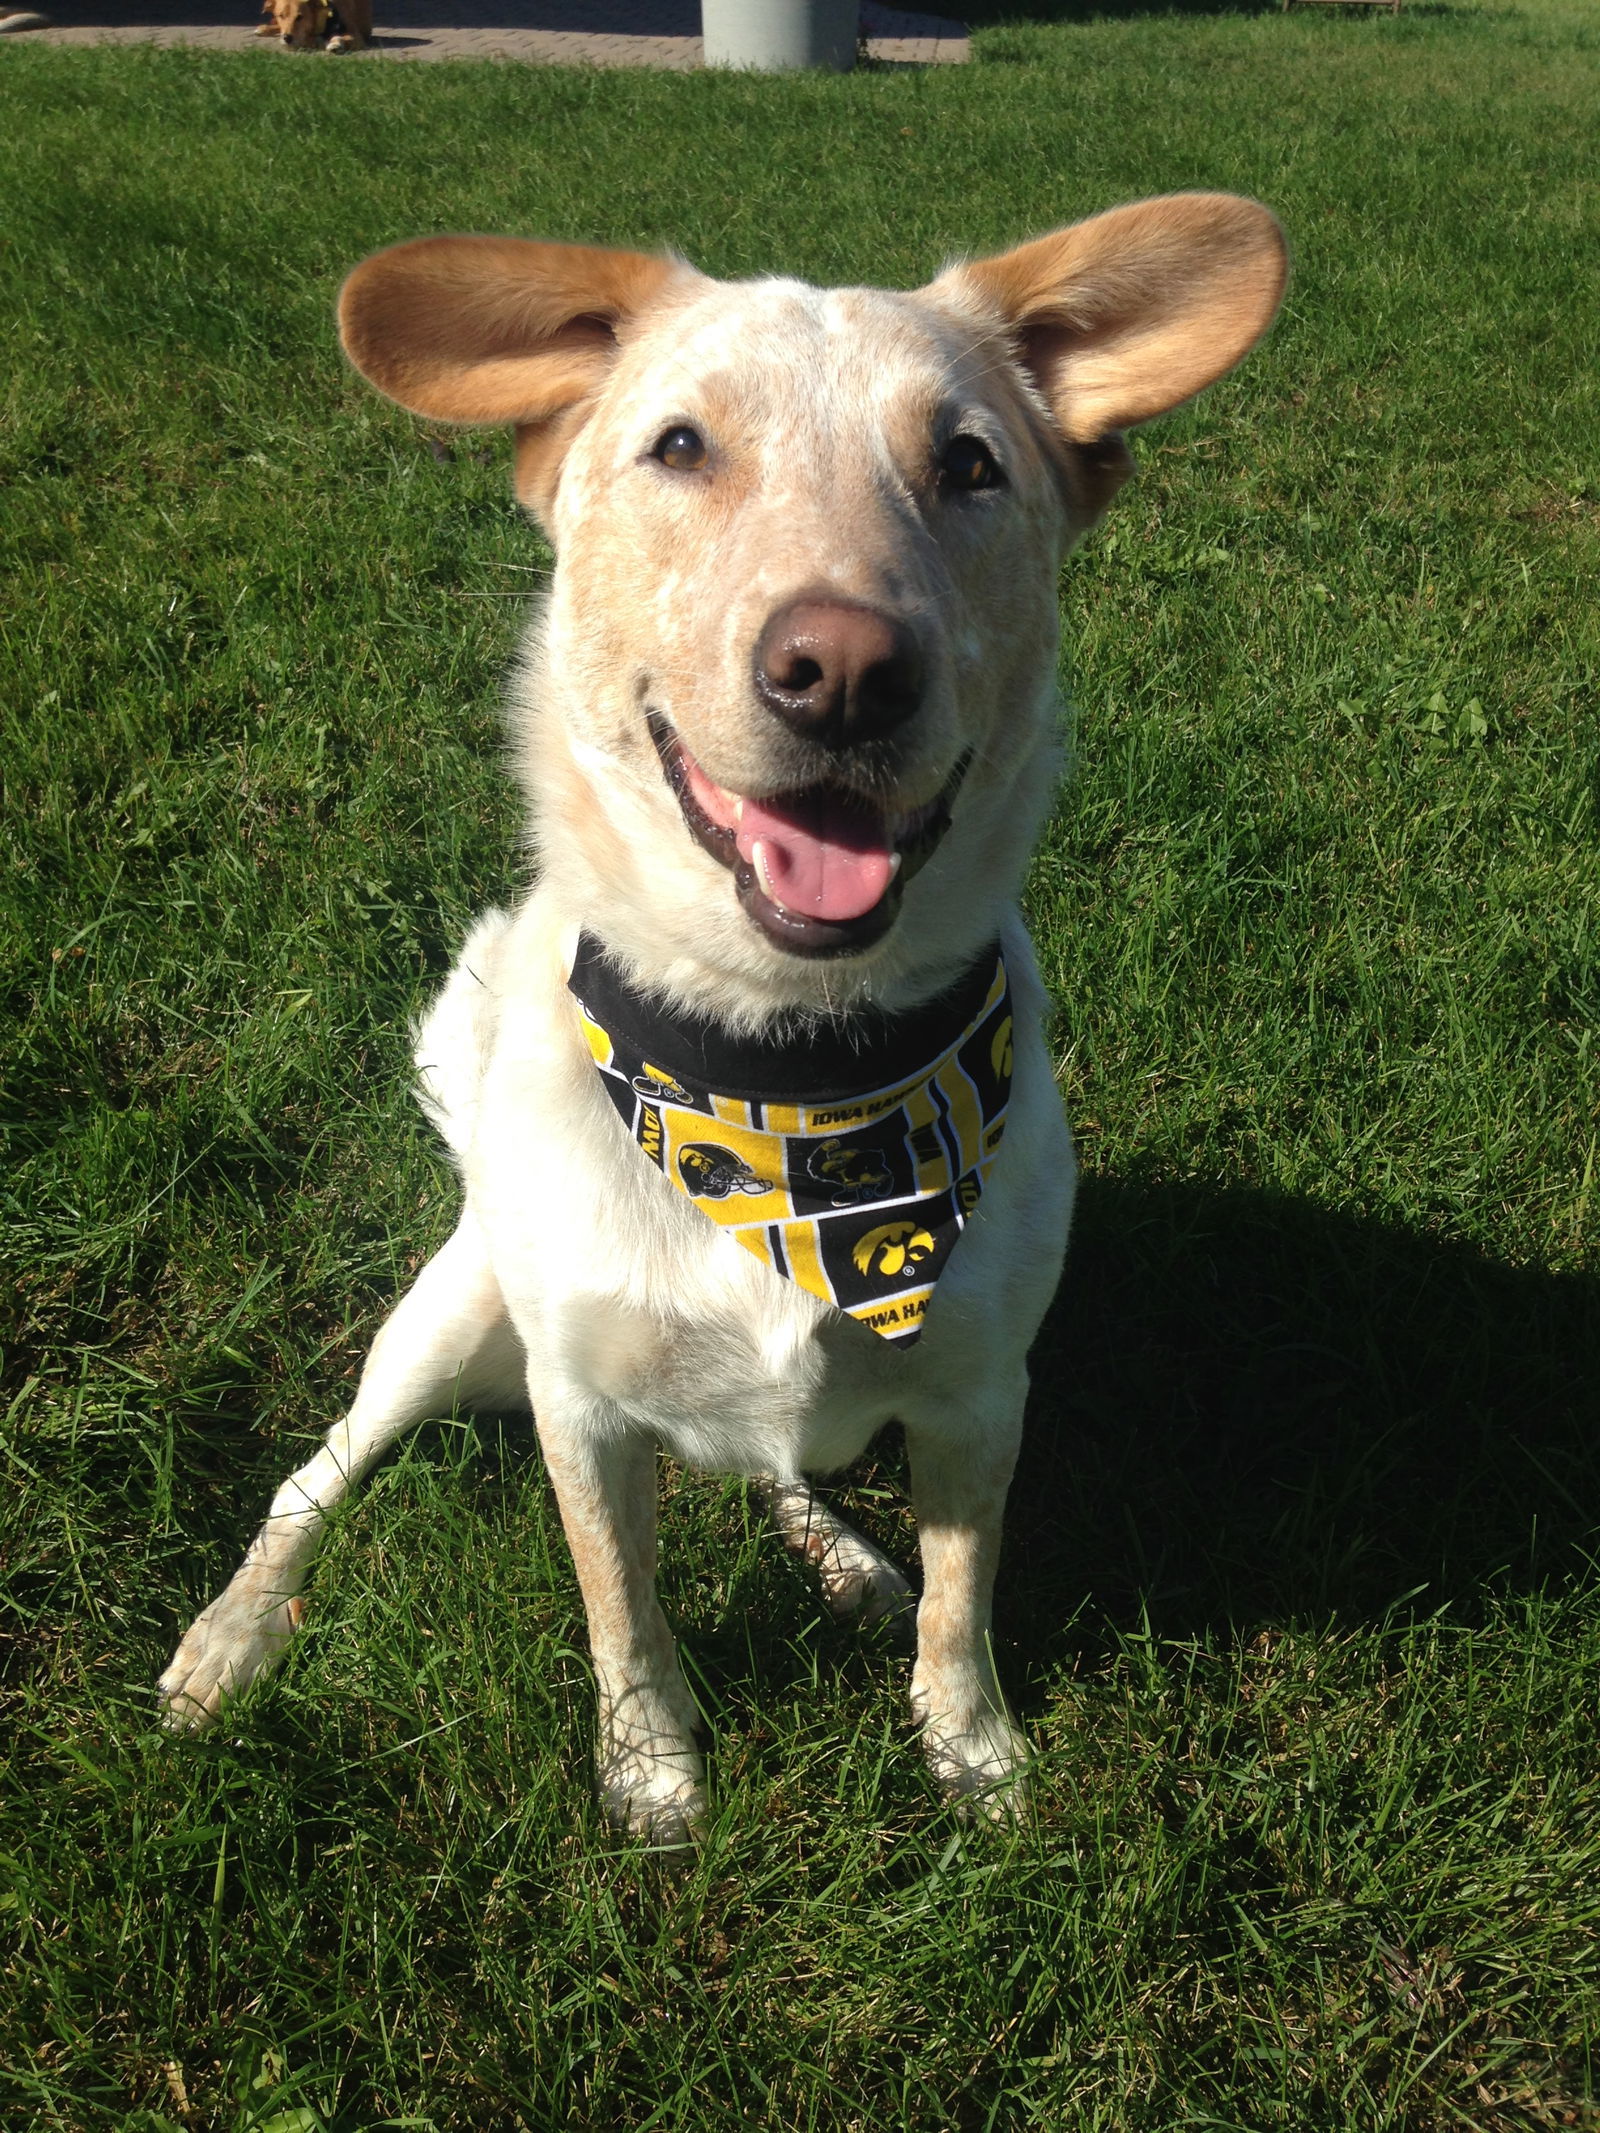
[159,196,1286,1840]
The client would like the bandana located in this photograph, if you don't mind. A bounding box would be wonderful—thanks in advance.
[569,935,1012,1347]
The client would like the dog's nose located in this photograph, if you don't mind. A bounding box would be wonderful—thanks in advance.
[754,599,924,749]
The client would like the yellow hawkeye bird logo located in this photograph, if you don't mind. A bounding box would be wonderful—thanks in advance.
[851,1222,936,1280]
[990,1015,1014,1081]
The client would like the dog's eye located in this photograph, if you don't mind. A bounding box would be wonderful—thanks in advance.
[653,426,709,473]
[939,435,1002,493]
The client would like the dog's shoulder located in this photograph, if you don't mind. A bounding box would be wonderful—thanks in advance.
[413,906,518,1160]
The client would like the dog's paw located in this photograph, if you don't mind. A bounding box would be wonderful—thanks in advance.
[820,1543,915,1632]
[914,1697,1029,1820]
[596,1674,707,1845]
[157,1573,305,1733]
[597,1738,707,1847]
[759,1480,914,1632]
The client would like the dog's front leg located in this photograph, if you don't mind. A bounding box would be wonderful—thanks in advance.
[160,1218,520,1731]
[533,1404,705,1844]
[904,1373,1029,1814]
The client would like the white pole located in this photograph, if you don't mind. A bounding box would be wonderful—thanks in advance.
[702,0,858,71]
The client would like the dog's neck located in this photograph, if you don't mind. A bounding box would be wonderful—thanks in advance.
[569,930,1005,1096]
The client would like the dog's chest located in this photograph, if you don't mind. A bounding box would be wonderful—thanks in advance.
[462,905,1070,1477]
[467,958,1014,1475]
[567,933,1014,1352]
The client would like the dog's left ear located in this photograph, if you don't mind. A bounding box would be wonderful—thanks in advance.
[338,236,701,522]
[931,192,1287,516]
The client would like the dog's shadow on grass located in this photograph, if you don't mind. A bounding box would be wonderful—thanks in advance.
[990,1174,1598,1706]
[470,1174,1597,1705]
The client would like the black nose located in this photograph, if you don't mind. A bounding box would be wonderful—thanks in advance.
[753,598,924,749]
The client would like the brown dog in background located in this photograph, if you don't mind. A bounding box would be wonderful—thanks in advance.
[257,0,370,53]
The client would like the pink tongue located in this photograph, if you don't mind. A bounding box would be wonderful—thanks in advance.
[735,791,894,923]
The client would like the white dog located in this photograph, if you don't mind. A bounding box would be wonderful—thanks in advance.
[160,196,1286,1840]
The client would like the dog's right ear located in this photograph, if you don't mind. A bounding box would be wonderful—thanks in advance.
[338,236,698,522]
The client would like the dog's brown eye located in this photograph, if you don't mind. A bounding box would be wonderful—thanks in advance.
[940,435,1002,492]
[653,426,708,472]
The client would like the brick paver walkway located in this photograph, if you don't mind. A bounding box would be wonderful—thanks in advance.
[19,0,967,65]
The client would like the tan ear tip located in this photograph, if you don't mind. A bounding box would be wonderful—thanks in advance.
[1157,187,1286,241]
[1188,192,1291,306]
[335,260,365,338]
[335,267,378,369]
[335,244,402,355]
[1237,197,1290,265]
[336,238,456,369]
[1232,194,1289,249]
[1243,203,1292,307]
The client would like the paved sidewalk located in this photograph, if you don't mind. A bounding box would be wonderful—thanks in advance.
[19,0,967,65]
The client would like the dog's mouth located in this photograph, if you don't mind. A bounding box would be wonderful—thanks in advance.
[647,713,967,959]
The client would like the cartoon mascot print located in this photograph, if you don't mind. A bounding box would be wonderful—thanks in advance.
[807,1136,894,1209]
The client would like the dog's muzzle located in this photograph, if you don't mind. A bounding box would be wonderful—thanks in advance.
[647,712,967,960]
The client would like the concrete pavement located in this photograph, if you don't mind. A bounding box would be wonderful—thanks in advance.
[17,0,968,66]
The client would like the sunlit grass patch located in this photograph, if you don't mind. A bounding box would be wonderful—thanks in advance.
[3,5,1598,2125]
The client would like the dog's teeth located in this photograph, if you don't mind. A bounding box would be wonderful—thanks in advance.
[887,850,904,880]
[733,799,744,827]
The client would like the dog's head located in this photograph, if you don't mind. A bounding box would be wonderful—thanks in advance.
[339,199,1285,1015]
[265,0,329,43]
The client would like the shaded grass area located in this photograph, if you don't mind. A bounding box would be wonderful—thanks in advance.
[2,2,1599,2125]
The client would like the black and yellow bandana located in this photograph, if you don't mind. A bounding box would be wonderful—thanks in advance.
[570,935,1013,1347]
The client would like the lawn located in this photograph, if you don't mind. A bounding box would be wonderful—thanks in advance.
[2,1,1599,2126]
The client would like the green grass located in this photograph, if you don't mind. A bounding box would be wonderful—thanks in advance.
[2,3,1599,2126]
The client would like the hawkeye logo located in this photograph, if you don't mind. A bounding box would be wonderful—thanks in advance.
[677,1142,771,1201]
[990,1014,1014,1081]
[807,1137,893,1209]
[851,1221,936,1280]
